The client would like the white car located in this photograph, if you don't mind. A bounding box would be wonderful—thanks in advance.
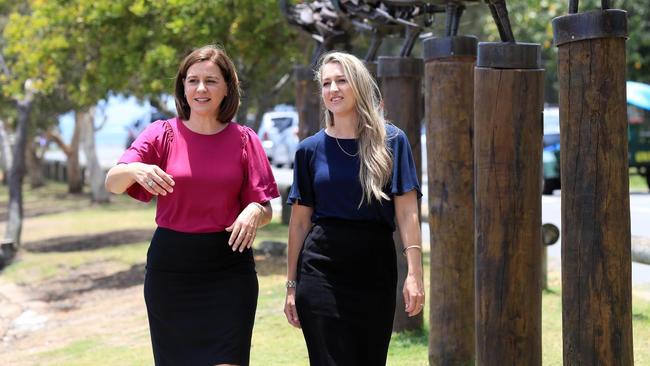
[257,110,299,168]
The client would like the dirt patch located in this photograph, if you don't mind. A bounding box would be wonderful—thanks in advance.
[24,229,154,253]
[0,248,285,365]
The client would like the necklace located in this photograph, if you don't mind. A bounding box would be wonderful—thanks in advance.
[335,136,359,157]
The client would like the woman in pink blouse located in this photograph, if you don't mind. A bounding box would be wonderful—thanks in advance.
[105,45,279,366]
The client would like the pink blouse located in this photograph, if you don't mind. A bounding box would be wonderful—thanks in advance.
[118,117,279,233]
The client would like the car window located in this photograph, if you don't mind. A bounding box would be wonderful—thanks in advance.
[272,117,294,132]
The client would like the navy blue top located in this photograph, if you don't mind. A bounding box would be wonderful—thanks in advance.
[287,124,421,231]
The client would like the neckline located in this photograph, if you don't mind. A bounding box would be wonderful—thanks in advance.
[323,129,357,141]
[177,117,231,136]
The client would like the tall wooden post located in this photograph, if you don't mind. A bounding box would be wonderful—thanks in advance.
[294,66,321,141]
[423,36,477,366]
[474,42,544,366]
[553,4,633,365]
[378,56,424,332]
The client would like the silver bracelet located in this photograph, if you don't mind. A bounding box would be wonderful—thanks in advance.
[402,245,422,256]
[285,280,297,288]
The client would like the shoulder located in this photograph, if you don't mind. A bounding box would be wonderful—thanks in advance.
[139,118,175,144]
[296,129,324,153]
[384,122,408,147]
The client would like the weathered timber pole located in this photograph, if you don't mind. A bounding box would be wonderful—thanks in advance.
[294,66,322,141]
[378,56,424,332]
[553,3,633,365]
[474,42,544,366]
[423,36,477,366]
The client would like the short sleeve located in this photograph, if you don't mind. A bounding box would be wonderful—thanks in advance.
[240,126,280,206]
[389,128,422,198]
[287,142,315,207]
[117,120,172,202]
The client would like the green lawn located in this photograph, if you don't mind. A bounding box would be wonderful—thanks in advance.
[0,182,649,365]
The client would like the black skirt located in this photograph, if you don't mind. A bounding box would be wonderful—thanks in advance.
[295,218,397,366]
[144,227,258,366]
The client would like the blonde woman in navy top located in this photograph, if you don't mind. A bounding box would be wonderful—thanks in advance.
[105,45,279,366]
[284,51,425,365]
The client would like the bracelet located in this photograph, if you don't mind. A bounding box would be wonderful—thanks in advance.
[285,280,297,288]
[402,245,422,256]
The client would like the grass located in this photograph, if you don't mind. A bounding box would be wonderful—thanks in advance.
[1,182,649,365]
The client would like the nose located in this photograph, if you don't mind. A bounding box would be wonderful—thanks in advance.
[197,80,207,92]
[329,81,339,93]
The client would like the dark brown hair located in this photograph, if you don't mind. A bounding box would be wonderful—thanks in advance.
[174,45,241,123]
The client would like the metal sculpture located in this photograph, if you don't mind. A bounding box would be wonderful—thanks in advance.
[280,0,354,66]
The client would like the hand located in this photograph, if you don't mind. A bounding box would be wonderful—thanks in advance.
[225,203,263,252]
[284,288,301,328]
[131,162,174,196]
[403,272,425,317]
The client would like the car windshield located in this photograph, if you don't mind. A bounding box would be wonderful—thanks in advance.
[272,117,294,132]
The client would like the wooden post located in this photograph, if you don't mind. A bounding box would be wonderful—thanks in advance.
[294,66,321,141]
[423,36,477,366]
[474,42,544,366]
[553,6,633,365]
[378,56,424,332]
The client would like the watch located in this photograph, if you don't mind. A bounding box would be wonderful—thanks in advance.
[285,280,297,288]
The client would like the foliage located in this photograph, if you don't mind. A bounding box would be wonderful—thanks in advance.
[2,0,307,123]
[459,0,650,103]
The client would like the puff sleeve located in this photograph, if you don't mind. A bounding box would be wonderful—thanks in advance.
[239,126,280,206]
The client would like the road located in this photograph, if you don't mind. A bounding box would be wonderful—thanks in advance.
[270,167,650,286]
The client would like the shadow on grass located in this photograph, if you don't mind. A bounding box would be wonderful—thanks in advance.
[24,229,154,253]
[39,263,146,302]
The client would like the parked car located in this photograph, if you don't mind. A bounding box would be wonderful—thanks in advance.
[257,109,299,168]
[542,81,650,194]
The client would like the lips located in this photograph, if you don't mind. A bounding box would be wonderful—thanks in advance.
[194,97,211,102]
[330,96,343,103]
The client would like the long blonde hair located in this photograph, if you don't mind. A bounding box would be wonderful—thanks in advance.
[315,52,393,206]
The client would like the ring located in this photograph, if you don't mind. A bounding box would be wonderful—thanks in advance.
[146,179,154,188]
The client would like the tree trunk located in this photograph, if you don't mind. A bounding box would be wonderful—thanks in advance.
[2,98,32,267]
[26,138,45,188]
[67,111,83,193]
[0,118,12,186]
[79,106,110,203]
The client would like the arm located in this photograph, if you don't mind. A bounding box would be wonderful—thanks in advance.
[284,203,314,328]
[105,162,174,196]
[395,189,425,317]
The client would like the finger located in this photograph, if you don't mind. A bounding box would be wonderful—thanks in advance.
[289,305,301,328]
[140,179,159,196]
[403,290,411,312]
[231,227,247,251]
[148,178,169,196]
[151,174,174,193]
[228,222,242,245]
[153,166,175,186]
[242,231,256,251]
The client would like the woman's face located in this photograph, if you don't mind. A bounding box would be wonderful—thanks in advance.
[321,62,356,119]
[184,61,228,120]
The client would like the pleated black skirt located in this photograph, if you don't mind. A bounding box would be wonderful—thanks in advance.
[144,227,258,366]
[295,218,397,366]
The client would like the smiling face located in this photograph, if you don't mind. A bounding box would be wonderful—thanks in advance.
[183,61,228,120]
[321,62,357,120]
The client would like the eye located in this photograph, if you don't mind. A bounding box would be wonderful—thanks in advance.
[186,78,198,84]
[337,78,347,84]
[322,81,331,87]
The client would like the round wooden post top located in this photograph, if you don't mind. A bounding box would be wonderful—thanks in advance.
[377,57,424,78]
[294,65,316,81]
[422,36,478,62]
[552,9,627,47]
[476,42,541,69]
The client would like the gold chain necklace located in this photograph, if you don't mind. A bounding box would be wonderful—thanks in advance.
[335,136,359,157]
